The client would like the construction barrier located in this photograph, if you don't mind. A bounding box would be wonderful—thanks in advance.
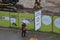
[19,13,34,31]
[0,11,60,34]
[40,15,52,32]
[0,11,10,27]
[0,11,34,31]
[53,16,60,34]
[9,12,19,28]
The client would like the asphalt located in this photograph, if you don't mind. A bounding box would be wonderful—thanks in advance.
[0,28,60,40]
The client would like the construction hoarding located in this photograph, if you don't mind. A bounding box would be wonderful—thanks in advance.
[40,15,52,32]
[0,11,10,27]
[53,16,60,34]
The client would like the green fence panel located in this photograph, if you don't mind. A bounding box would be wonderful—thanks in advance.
[40,15,52,32]
[53,16,60,34]
[19,13,34,31]
[9,12,19,28]
[0,11,10,27]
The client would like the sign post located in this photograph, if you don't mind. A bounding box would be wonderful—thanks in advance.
[30,10,41,40]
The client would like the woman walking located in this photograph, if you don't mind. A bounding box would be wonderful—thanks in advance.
[22,23,26,37]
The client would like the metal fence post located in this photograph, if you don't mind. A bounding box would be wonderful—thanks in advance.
[52,15,53,33]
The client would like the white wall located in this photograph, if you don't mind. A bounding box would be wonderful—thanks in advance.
[41,0,56,7]
[17,0,35,8]
[46,0,60,5]
[17,0,60,8]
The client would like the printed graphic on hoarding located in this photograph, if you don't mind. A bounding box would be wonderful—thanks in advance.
[53,16,60,34]
[10,12,18,28]
[0,11,34,30]
[54,18,60,28]
[10,18,16,24]
[40,15,52,32]
[19,13,34,30]
[4,17,9,20]
[42,15,51,25]
[0,11,10,27]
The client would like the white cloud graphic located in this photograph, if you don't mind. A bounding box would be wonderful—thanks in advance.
[54,18,60,28]
[42,15,51,25]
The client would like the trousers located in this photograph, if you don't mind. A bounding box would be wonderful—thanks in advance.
[22,31,26,37]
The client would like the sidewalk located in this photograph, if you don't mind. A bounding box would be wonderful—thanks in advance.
[22,31,60,40]
[0,28,60,40]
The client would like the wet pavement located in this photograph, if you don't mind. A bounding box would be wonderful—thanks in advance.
[23,31,60,40]
[0,28,60,40]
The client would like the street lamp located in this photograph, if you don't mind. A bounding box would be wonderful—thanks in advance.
[33,0,41,9]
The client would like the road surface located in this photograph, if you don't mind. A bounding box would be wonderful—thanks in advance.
[0,28,60,40]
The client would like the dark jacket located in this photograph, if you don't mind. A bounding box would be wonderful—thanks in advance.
[22,23,26,31]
